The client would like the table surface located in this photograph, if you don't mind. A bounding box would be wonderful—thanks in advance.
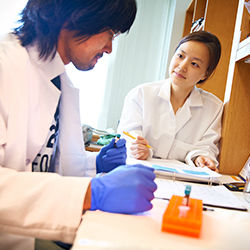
[72,187,250,250]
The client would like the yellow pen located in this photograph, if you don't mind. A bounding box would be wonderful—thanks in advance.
[123,131,152,149]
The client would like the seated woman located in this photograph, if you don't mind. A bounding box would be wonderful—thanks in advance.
[117,31,223,171]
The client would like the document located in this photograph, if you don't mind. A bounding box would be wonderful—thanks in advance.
[155,178,247,211]
[127,157,222,184]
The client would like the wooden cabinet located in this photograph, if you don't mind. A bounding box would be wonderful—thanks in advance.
[219,0,250,174]
[183,0,250,174]
[183,0,238,101]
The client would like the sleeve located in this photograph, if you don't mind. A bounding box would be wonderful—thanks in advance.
[185,102,224,167]
[0,166,91,243]
[57,72,97,177]
[117,87,144,136]
[117,87,154,158]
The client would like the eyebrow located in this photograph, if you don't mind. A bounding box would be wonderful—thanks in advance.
[179,49,204,63]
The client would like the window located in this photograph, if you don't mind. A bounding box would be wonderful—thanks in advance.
[66,54,110,128]
[0,0,28,36]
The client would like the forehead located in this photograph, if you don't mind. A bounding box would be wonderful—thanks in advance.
[177,41,210,62]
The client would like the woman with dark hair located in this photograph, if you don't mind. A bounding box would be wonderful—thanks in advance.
[118,31,223,171]
[0,1,158,249]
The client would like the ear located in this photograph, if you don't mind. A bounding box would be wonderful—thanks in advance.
[200,71,208,81]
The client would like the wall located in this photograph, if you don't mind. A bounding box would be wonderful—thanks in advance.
[165,0,192,78]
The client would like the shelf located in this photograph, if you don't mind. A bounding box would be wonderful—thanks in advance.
[236,36,250,61]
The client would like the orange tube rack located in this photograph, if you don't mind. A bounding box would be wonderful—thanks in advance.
[162,195,203,238]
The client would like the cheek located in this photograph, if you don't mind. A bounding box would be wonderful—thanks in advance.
[190,71,206,84]
[169,58,175,73]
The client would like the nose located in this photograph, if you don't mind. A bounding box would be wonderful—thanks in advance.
[103,40,112,54]
[179,59,188,72]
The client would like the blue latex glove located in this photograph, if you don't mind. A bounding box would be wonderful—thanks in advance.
[96,138,127,173]
[90,164,157,214]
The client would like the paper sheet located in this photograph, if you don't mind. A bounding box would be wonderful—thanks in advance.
[155,178,247,211]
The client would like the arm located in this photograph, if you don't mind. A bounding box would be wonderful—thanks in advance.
[0,166,90,243]
[118,88,153,159]
[185,102,223,171]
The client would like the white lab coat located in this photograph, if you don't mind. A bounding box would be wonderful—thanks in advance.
[0,34,96,249]
[118,79,223,167]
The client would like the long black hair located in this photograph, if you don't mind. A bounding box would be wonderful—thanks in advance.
[14,0,137,60]
[175,31,221,84]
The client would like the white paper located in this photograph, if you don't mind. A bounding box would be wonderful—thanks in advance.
[155,178,247,210]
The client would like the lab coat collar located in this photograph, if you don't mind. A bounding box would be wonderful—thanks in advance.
[157,79,204,134]
[27,43,65,80]
[157,79,203,108]
[157,78,172,102]
[188,86,203,107]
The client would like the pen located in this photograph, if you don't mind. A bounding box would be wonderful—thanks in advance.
[203,207,214,211]
[122,131,152,148]
[155,197,215,211]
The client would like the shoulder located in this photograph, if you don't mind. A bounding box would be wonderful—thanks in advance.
[0,33,28,69]
[0,33,26,56]
[127,79,167,97]
[0,34,30,101]
[196,87,223,109]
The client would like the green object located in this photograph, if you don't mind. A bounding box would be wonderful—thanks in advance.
[97,134,120,146]
[184,185,192,196]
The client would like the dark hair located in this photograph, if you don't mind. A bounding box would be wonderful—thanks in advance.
[175,31,221,84]
[14,0,137,60]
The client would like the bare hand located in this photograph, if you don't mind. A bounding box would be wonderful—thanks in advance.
[194,155,217,171]
[130,136,150,160]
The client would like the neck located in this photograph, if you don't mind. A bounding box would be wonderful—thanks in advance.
[170,84,193,113]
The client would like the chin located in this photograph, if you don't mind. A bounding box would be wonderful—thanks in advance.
[74,63,95,71]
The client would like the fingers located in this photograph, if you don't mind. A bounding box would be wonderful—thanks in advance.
[101,138,126,152]
[133,199,153,213]
[105,147,126,156]
[195,156,216,171]
[115,138,126,148]
[130,143,149,160]
[142,177,158,193]
[95,164,157,214]
[99,138,115,154]
[102,154,126,164]
[128,164,156,180]
[132,151,149,160]
[133,136,149,147]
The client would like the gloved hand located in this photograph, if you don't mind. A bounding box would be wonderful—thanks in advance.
[90,164,157,214]
[96,138,127,173]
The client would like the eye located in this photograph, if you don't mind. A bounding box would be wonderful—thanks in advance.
[191,62,200,68]
[177,53,183,58]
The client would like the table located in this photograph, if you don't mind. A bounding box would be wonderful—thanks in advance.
[72,187,250,250]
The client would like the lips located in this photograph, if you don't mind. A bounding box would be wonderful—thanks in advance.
[92,53,103,65]
[95,53,103,61]
[173,71,186,79]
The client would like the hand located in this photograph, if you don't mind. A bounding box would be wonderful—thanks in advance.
[96,138,127,173]
[130,136,150,160]
[90,164,157,214]
[194,155,217,171]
